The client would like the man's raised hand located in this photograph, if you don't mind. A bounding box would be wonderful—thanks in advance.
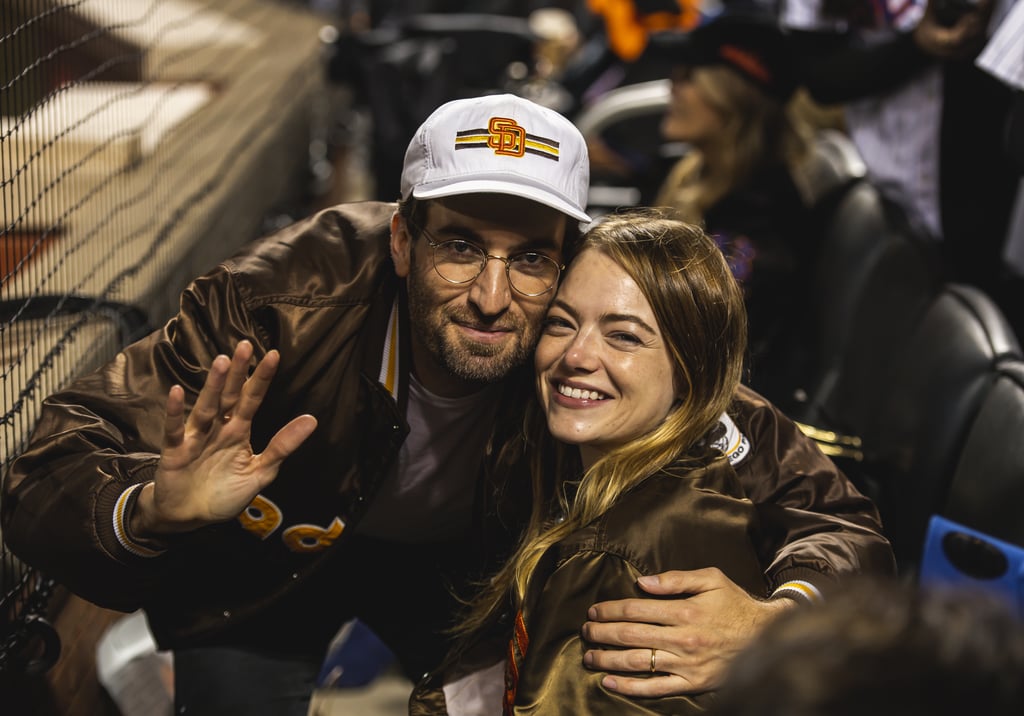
[131,341,317,537]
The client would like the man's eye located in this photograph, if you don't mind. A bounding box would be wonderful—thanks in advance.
[438,241,482,262]
[516,253,544,265]
[448,240,476,255]
[511,253,555,277]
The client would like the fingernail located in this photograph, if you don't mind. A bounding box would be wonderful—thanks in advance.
[583,651,594,667]
[587,607,597,619]
[603,676,618,690]
[637,575,659,587]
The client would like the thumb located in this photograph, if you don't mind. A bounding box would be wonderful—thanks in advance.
[636,567,727,596]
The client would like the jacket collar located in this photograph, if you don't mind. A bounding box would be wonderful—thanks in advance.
[377,295,402,402]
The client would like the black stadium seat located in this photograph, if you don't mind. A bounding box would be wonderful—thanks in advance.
[853,285,1021,568]
[788,181,942,426]
[942,358,1024,548]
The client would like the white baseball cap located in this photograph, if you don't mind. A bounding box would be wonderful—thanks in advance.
[400,94,591,223]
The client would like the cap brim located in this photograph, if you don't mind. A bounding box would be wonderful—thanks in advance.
[412,178,592,224]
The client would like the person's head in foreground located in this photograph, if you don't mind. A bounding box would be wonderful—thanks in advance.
[711,575,1024,716]
[461,207,748,631]
[391,93,591,396]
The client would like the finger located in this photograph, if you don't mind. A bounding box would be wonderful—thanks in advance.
[232,350,281,424]
[633,567,727,596]
[159,385,192,471]
[585,647,681,676]
[586,598,682,626]
[582,620,666,649]
[163,385,187,448]
[601,674,697,698]
[219,341,254,418]
[256,415,318,477]
[189,354,231,432]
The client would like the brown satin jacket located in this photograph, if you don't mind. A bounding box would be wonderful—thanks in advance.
[2,201,895,666]
[505,459,767,715]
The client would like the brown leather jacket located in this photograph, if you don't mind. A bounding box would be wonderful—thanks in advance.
[2,202,894,664]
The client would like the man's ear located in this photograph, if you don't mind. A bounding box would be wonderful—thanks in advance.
[390,212,411,278]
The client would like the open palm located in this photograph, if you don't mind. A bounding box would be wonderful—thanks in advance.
[138,341,317,535]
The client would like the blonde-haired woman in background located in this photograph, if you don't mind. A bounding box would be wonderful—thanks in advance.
[652,12,816,395]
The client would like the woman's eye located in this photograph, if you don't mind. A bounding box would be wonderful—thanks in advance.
[542,316,573,332]
[609,332,642,345]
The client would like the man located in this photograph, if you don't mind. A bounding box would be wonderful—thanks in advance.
[2,94,894,714]
[784,0,1018,293]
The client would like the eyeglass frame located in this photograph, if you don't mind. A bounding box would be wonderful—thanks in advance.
[406,220,566,297]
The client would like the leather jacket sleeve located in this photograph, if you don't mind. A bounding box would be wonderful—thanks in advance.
[731,385,897,592]
[1,266,267,611]
[788,28,933,105]
[1,203,397,613]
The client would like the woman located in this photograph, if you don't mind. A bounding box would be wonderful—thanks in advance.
[411,208,780,715]
[651,14,815,390]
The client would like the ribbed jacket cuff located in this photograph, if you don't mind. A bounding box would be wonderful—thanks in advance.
[112,483,168,558]
[771,580,823,604]
[769,567,831,604]
[94,466,168,562]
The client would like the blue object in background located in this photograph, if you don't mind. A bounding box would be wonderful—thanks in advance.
[919,515,1024,619]
[316,618,396,688]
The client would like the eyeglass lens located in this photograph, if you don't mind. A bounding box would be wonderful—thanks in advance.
[432,240,560,296]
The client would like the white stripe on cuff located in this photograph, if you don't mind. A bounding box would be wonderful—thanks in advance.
[113,483,166,558]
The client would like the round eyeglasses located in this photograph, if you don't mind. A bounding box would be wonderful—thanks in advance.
[413,224,564,297]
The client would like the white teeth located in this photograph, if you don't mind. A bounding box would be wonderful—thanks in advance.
[557,383,606,401]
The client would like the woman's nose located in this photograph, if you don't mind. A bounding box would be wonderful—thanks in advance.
[563,332,599,371]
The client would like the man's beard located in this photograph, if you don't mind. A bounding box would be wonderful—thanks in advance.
[406,268,539,385]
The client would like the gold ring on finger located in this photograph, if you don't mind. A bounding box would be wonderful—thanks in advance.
[650,648,657,673]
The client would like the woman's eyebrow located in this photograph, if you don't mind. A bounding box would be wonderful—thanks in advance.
[549,297,579,319]
[601,313,658,335]
[550,299,658,335]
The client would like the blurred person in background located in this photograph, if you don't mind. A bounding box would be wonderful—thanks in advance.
[648,12,817,396]
[975,0,1024,339]
[783,0,1020,296]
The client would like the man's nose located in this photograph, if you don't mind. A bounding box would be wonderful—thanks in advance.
[467,257,513,316]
